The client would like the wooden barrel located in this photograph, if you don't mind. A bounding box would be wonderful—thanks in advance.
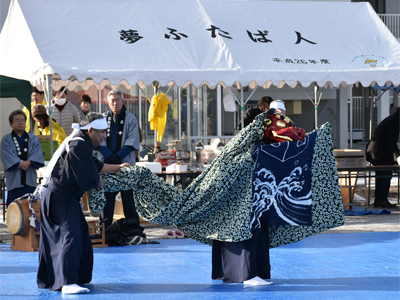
[6,199,41,236]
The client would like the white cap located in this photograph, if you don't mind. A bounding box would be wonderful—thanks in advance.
[270,100,286,111]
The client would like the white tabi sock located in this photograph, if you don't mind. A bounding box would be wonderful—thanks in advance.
[61,284,90,294]
[243,276,273,286]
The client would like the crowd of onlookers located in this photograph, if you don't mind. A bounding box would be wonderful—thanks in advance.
[0,86,93,206]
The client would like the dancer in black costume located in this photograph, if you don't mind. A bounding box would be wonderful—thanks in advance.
[37,113,129,294]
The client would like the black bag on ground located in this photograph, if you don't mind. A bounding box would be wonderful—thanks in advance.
[105,218,145,246]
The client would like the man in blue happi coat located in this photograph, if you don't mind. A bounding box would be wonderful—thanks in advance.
[1,110,44,205]
[98,89,143,235]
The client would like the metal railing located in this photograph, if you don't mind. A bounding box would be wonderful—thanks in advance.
[350,97,365,134]
[348,97,365,144]
[378,14,400,39]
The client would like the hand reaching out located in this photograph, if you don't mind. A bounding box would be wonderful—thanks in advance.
[119,163,130,170]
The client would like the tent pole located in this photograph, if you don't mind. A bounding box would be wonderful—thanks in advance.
[217,85,222,136]
[369,89,373,141]
[245,87,257,106]
[312,84,323,129]
[45,74,54,157]
[98,89,102,114]
[369,88,388,140]
[349,97,353,148]
[178,86,182,140]
[152,82,158,147]
[240,86,244,130]
[301,84,319,129]
[138,87,142,131]
[187,85,191,139]
[314,84,318,129]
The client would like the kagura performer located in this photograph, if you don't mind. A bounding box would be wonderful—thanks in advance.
[37,113,129,294]
[89,105,345,286]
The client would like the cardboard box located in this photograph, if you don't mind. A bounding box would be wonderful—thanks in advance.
[36,135,58,161]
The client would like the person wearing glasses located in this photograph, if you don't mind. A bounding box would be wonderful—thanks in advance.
[0,110,44,205]
[98,89,144,239]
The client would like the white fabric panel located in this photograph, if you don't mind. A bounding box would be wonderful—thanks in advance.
[0,0,399,88]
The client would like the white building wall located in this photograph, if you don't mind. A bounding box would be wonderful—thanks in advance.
[386,0,400,13]
[338,87,351,149]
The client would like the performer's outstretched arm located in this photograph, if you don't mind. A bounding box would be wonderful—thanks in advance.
[100,162,130,174]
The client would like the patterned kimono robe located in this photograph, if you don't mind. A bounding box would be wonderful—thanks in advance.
[89,113,345,248]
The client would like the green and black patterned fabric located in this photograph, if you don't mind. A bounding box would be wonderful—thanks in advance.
[90,113,345,247]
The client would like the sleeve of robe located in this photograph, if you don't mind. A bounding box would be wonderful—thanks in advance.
[1,134,23,171]
[68,140,103,193]
[27,134,45,167]
[120,112,140,165]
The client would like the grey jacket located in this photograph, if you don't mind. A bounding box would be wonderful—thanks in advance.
[51,102,81,136]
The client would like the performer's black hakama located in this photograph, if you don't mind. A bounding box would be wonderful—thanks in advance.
[212,224,271,283]
[37,132,103,291]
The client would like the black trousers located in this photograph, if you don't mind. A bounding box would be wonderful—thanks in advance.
[37,181,93,291]
[374,170,393,203]
[212,225,271,283]
[99,189,141,230]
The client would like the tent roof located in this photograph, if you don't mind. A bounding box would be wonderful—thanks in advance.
[0,75,32,109]
[1,0,400,89]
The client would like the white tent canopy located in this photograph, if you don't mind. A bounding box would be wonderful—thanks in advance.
[1,0,400,89]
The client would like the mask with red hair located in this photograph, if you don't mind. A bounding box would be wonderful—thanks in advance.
[262,109,306,143]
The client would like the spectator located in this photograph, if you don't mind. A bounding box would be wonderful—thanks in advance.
[366,108,400,208]
[0,110,44,205]
[31,104,67,147]
[51,86,81,135]
[98,89,144,237]
[23,87,47,133]
[78,94,92,119]
[269,99,286,115]
[237,96,273,130]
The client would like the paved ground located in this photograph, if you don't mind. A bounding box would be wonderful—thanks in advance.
[0,187,399,299]
[0,228,399,299]
[1,205,399,243]
[1,180,399,241]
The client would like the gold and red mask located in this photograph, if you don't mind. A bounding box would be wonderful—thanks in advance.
[262,112,306,143]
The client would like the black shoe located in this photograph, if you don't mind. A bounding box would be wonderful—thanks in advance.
[374,201,397,208]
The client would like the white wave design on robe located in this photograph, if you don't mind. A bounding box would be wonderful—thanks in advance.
[250,165,312,229]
